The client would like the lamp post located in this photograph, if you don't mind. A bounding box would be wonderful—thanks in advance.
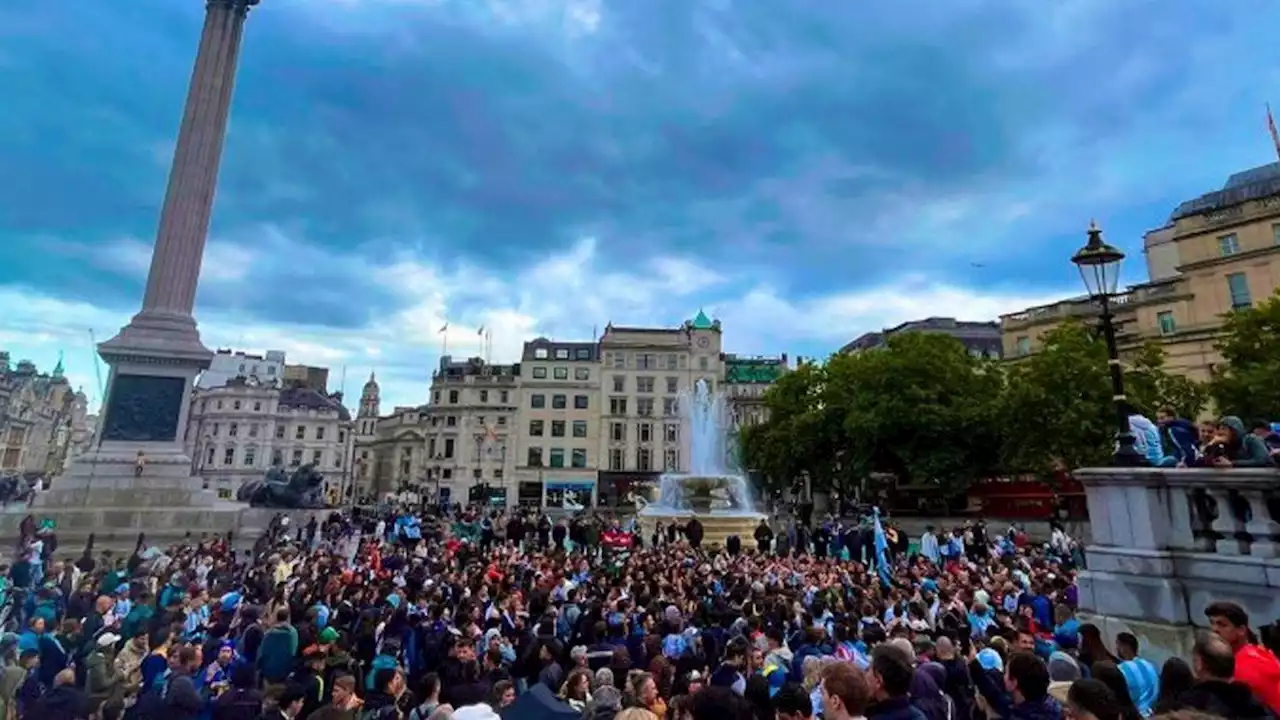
[1070,220,1146,466]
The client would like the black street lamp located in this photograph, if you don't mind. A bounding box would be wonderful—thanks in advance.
[1071,220,1146,467]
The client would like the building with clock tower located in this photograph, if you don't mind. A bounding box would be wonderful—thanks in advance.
[595,311,724,507]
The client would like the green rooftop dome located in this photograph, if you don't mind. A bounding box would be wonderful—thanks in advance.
[691,309,713,330]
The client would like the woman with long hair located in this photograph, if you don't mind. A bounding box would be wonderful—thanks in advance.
[1090,661,1142,720]
[559,667,593,712]
[1078,624,1117,672]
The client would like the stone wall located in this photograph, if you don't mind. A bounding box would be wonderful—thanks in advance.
[1076,466,1280,666]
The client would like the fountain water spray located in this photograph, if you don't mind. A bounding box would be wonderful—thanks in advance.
[643,378,760,517]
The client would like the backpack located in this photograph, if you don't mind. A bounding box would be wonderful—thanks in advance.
[362,705,400,720]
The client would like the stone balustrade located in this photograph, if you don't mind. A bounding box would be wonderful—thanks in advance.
[1076,466,1280,665]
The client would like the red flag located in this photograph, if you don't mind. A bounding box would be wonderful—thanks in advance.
[1269,103,1280,161]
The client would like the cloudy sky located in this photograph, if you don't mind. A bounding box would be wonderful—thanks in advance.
[2,0,1278,410]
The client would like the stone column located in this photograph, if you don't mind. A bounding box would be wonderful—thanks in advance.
[104,0,260,362]
[40,0,263,510]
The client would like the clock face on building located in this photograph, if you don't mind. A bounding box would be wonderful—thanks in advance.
[697,336,710,348]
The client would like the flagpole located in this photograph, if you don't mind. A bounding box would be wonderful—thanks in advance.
[1269,103,1280,161]
[440,323,449,360]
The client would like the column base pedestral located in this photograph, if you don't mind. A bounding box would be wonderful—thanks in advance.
[1075,613,1197,669]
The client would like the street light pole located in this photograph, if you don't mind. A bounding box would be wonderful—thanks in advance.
[1071,220,1146,467]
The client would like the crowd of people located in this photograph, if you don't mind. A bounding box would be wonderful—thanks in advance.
[0,502,1278,720]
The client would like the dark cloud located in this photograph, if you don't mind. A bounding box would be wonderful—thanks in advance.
[1,0,1278,327]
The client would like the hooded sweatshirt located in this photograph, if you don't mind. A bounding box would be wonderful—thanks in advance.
[1220,416,1273,467]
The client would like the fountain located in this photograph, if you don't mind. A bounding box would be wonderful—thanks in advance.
[636,378,767,546]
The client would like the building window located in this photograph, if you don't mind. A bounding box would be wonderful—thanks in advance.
[1227,272,1252,309]
[338,429,345,443]
[663,398,677,416]
[1218,233,1240,256]
[527,447,543,466]
[206,446,215,466]
[574,395,589,410]
[449,390,459,404]
[698,356,709,371]
[551,420,566,437]
[552,394,567,409]
[253,401,262,412]
[444,438,455,458]
[571,449,587,468]
[664,449,679,471]
[442,468,453,480]
[223,447,235,465]
[1273,223,1280,245]
[666,354,678,370]
[473,468,482,480]
[549,448,565,468]
[529,420,544,436]
[666,377,678,393]
[271,449,283,466]
[535,347,549,359]
[611,422,625,442]
[267,366,275,375]
[497,416,507,426]
[609,448,624,470]
[665,423,679,443]
[555,348,569,360]
[500,391,509,403]
[572,420,587,438]
[637,398,654,417]
[612,376,625,392]
[575,348,590,360]
[612,353,625,369]
[638,423,653,443]
[636,377,654,393]
[1156,311,1176,336]
[229,423,238,437]
[249,423,259,438]
[244,447,256,466]
[637,447,651,471]
[479,390,488,402]
[315,426,325,440]
[533,367,548,379]
[295,425,305,440]
[1015,336,1031,356]
[610,397,628,415]
[574,367,590,380]
[233,400,241,410]
[531,394,546,409]
[433,391,440,404]
[554,367,569,380]
[446,416,457,427]
[312,450,322,465]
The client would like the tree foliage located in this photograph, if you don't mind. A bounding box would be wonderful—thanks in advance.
[742,321,1207,495]
[1210,294,1280,422]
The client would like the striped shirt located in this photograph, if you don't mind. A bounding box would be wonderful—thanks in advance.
[1119,656,1160,716]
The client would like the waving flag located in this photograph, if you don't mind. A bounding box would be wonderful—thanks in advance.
[438,322,448,334]
[873,507,891,589]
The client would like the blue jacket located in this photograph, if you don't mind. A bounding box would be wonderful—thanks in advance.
[1160,418,1200,464]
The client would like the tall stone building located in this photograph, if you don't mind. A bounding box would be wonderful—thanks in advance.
[596,311,724,507]
[723,353,789,429]
[514,338,601,508]
[353,357,519,506]
[0,353,83,478]
[185,377,354,501]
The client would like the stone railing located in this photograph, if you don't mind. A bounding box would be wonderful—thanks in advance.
[1075,466,1280,664]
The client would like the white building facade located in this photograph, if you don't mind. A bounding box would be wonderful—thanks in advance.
[197,349,287,390]
[185,378,354,501]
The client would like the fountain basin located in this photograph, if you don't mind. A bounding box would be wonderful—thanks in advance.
[636,473,766,547]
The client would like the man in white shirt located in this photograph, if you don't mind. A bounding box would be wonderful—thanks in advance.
[920,526,940,565]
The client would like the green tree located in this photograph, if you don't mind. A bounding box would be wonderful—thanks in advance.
[1000,321,1113,474]
[739,363,844,496]
[1210,293,1280,422]
[1125,341,1208,419]
[825,332,1003,501]
[1000,321,1206,474]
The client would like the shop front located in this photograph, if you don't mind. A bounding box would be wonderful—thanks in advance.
[544,479,595,509]
[596,471,662,510]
